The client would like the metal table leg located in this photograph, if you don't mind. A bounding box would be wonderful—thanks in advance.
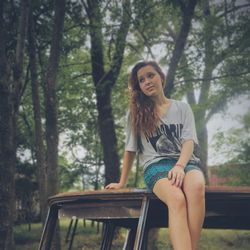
[123,226,137,250]
[100,221,116,250]
[68,218,78,250]
[38,205,59,250]
[133,196,150,250]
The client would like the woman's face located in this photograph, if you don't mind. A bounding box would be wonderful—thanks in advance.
[137,65,163,97]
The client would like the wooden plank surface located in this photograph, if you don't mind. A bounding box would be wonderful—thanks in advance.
[47,186,250,229]
[39,186,250,249]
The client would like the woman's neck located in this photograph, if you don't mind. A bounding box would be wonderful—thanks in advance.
[153,95,171,118]
[152,94,169,106]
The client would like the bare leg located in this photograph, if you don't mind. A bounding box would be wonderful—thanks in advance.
[183,170,205,250]
[153,178,192,250]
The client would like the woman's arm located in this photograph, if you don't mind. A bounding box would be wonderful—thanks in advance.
[105,151,136,189]
[168,139,194,187]
[176,139,194,167]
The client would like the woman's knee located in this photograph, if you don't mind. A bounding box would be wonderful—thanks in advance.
[153,179,187,211]
[165,190,186,211]
[184,179,205,201]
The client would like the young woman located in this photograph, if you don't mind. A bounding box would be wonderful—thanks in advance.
[105,61,205,250]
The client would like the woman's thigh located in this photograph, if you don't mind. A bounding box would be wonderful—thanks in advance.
[153,178,186,207]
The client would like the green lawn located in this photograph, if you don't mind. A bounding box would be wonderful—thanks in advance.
[14,220,250,249]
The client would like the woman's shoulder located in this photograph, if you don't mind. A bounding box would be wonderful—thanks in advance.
[170,99,189,109]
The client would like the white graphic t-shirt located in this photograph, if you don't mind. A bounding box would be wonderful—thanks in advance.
[125,100,200,171]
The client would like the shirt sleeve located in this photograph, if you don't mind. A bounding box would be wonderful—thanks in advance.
[124,111,137,152]
[181,103,199,144]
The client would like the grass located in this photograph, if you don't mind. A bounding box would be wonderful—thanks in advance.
[14,220,250,249]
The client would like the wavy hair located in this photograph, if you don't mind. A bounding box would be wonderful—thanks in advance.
[128,61,166,137]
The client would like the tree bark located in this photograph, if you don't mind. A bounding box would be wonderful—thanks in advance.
[0,0,29,249]
[0,33,15,250]
[164,0,197,97]
[44,0,66,198]
[43,1,66,249]
[85,0,131,185]
[28,10,48,224]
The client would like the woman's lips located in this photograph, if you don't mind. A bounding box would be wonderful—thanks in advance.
[146,86,154,91]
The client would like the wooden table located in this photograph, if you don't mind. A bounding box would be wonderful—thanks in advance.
[38,186,250,250]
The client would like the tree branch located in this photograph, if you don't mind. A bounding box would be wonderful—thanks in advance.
[175,71,250,85]
[217,3,250,18]
[164,0,197,98]
[85,0,105,87]
[109,0,131,83]
[213,26,250,67]
[205,96,228,124]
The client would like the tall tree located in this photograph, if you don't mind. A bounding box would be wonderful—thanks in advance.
[84,0,131,185]
[129,0,249,182]
[28,7,47,223]
[181,0,250,181]
[42,0,66,249]
[44,0,66,199]
[0,0,30,248]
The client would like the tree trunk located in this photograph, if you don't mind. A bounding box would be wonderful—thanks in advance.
[0,2,14,244]
[28,10,48,224]
[44,0,66,198]
[164,0,197,97]
[43,1,65,248]
[0,0,29,249]
[195,0,214,183]
[179,54,209,182]
[85,0,131,185]
[197,124,208,181]
[0,64,16,250]
[96,90,120,184]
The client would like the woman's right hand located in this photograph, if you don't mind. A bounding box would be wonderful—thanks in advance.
[105,182,124,189]
[105,152,135,190]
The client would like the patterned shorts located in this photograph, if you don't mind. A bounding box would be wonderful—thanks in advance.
[144,159,202,191]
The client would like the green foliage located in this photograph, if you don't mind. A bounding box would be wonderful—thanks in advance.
[58,155,78,191]
[11,0,250,206]
[175,1,250,105]
[212,112,250,186]
[213,112,250,164]
[131,0,181,60]
[56,49,105,190]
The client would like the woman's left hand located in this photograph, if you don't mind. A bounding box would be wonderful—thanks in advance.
[168,165,185,188]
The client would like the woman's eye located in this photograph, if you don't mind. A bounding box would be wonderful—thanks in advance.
[139,78,144,83]
[148,73,154,78]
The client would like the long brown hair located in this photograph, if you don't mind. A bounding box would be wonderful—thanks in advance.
[128,61,166,137]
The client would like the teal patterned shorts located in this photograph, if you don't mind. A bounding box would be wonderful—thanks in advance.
[144,159,201,191]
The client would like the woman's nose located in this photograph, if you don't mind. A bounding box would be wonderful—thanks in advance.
[144,77,151,85]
